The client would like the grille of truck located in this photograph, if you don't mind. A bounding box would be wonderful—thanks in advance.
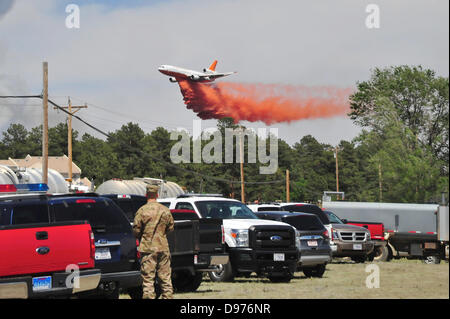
[339,231,366,242]
[249,225,295,249]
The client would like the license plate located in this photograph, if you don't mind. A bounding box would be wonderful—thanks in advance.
[95,247,111,260]
[32,276,52,292]
[307,240,318,247]
[274,253,285,261]
[353,244,362,250]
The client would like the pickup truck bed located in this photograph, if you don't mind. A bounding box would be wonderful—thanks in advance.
[0,218,100,298]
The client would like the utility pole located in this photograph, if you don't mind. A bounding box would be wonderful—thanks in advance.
[378,163,383,202]
[42,62,49,185]
[334,146,339,200]
[286,169,290,202]
[55,97,87,183]
[239,127,245,203]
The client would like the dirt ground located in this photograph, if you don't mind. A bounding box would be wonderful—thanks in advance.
[121,258,449,299]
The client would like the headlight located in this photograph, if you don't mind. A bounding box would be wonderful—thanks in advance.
[332,231,339,240]
[366,232,371,241]
[231,229,249,247]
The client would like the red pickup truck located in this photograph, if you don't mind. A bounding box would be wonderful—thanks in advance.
[0,188,101,298]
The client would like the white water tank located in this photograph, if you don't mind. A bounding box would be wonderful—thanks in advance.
[0,165,19,184]
[96,178,185,199]
[16,168,68,194]
[0,165,68,194]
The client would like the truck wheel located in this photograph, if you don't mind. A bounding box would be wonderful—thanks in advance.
[303,264,326,278]
[373,245,389,262]
[128,286,143,299]
[351,256,367,263]
[104,288,120,299]
[190,272,203,291]
[268,274,292,283]
[386,245,394,261]
[422,255,441,264]
[208,261,235,282]
[173,271,203,292]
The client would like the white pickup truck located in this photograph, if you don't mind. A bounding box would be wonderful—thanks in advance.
[158,195,299,283]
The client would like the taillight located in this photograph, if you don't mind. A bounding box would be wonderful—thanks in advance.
[89,230,95,259]
[323,229,329,239]
[136,239,141,259]
[221,225,225,245]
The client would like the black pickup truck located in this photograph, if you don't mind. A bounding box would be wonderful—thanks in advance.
[101,194,228,294]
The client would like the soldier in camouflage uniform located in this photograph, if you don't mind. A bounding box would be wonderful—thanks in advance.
[133,184,175,299]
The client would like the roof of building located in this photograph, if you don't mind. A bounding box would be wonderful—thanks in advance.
[0,154,81,175]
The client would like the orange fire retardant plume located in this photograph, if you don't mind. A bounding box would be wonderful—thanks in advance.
[177,80,353,125]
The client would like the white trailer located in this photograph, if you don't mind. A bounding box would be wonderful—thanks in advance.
[322,194,449,263]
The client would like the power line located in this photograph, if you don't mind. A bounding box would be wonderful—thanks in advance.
[0,94,285,185]
[53,95,189,130]
[0,95,42,98]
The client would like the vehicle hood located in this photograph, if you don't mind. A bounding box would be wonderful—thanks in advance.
[331,223,369,232]
[222,219,293,230]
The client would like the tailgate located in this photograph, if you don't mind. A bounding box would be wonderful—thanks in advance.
[198,219,224,253]
[168,220,198,256]
[0,222,94,277]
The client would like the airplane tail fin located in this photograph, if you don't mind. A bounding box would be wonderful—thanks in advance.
[208,60,218,72]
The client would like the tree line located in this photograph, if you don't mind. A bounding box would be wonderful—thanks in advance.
[0,65,448,204]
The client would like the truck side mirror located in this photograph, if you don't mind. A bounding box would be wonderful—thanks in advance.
[341,219,348,224]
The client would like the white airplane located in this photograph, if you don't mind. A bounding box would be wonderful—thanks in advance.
[158,60,236,83]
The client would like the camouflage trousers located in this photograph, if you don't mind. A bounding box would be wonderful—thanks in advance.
[140,251,173,299]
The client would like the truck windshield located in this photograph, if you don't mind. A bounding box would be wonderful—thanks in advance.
[195,201,258,219]
[324,211,344,224]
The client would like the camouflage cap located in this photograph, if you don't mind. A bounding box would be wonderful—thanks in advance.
[146,184,159,194]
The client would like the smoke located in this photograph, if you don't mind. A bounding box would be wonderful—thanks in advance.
[177,80,353,125]
[0,0,14,20]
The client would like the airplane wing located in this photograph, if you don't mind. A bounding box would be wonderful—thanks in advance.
[200,72,237,80]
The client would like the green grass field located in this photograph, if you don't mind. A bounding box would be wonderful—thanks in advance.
[121,258,449,299]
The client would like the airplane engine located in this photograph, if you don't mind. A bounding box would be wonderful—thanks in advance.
[190,75,200,81]
[169,77,177,83]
